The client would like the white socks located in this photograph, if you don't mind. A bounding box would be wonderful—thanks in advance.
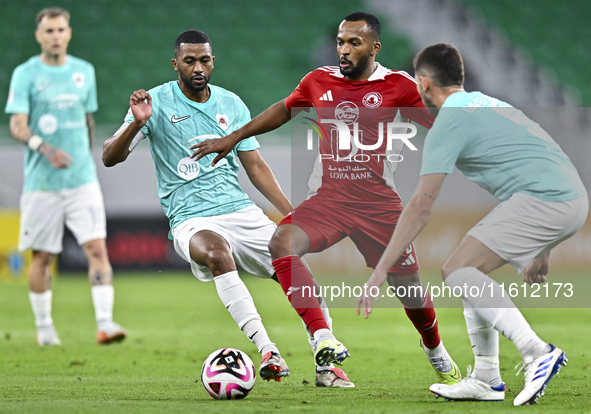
[423,340,448,359]
[29,290,53,329]
[32,286,116,332]
[463,300,502,386]
[214,271,277,354]
[91,285,114,326]
[313,328,335,343]
[446,267,548,363]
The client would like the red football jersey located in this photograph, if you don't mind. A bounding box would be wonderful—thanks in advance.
[285,63,434,204]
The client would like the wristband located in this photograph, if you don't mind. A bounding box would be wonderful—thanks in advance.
[27,135,44,151]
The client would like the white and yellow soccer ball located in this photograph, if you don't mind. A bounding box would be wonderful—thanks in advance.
[201,348,256,400]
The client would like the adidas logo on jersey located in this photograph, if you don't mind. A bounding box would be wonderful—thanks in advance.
[401,254,416,266]
[319,90,333,101]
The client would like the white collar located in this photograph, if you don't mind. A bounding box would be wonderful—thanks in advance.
[330,62,387,81]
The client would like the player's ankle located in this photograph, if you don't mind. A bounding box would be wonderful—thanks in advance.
[260,344,279,355]
[473,367,502,387]
[313,328,334,343]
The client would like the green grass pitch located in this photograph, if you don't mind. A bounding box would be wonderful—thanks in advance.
[1,271,590,413]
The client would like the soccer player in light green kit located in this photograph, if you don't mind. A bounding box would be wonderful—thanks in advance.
[5,8,126,346]
[104,29,339,382]
[357,43,588,405]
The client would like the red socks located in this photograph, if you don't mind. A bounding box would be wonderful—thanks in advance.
[272,255,329,334]
[404,292,441,349]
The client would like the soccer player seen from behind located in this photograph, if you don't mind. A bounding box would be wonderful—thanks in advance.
[191,11,461,387]
[103,30,338,383]
[357,43,588,406]
[5,7,126,346]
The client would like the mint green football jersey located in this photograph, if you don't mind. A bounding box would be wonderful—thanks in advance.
[5,55,98,192]
[420,91,587,202]
[124,81,259,229]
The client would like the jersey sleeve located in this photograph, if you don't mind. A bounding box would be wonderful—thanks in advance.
[284,71,314,110]
[5,66,30,114]
[420,117,466,176]
[395,75,435,129]
[85,64,98,113]
[235,99,260,152]
[124,108,150,137]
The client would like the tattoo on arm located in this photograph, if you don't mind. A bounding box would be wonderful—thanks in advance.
[86,113,95,147]
[423,192,435,200]
[90,269,113,286]
[10,113,33,144]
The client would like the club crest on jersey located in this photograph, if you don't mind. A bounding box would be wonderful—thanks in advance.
[334,101,359,125]
[362,92,382,108]
[72,72,85,88]
[216,114,229,131]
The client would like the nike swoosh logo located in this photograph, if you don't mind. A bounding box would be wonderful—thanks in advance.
[248,331,258,340]
[171,115,190,123]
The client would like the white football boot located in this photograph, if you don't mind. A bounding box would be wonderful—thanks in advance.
[97,320,127,344]
[37,325,61,346]
[513,344,567,406]
[430,366,505,401]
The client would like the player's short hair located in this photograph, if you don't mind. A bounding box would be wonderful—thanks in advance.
[36,7,70,26]
[343,11,381,41]
[175,30,212,55]
[413,43,464,88]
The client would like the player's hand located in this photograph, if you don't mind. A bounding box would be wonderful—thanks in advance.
[523,255,549,286]
[355,269,388,319]
[190,133,238,166]
[129,89,152,124]
[39,143,72,169]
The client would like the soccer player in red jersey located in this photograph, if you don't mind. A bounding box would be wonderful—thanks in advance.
[191,11,460,387]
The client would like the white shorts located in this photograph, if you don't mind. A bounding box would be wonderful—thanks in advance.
[19,182,107,254]
[171,205,277,282]
[467,193,589,274]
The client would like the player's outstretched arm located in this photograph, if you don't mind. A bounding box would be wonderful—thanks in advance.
[356,173,446,318]
[102,90,152,167]
[238,149,292,216]
[191,99,291,166]
[10,113,72,169]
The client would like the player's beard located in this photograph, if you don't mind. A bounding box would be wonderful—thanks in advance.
[339,51,371,78]
[180,70,210,94]
[419,89,439,116]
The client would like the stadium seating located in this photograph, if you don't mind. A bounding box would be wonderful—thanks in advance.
[460,0,591,105]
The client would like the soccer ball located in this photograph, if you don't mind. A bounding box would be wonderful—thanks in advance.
[201,348,256,400]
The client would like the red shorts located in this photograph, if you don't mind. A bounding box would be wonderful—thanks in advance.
[279,195,419,275]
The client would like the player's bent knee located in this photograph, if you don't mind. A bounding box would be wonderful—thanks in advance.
[268,227,291,260]
[83,239,109,262]
[204,249,235,274]
[32,251,54,267]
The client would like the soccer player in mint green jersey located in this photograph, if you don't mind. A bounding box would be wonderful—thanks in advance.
[357,43,588,406]
[104,29,324,382]
[5,8,126,347]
